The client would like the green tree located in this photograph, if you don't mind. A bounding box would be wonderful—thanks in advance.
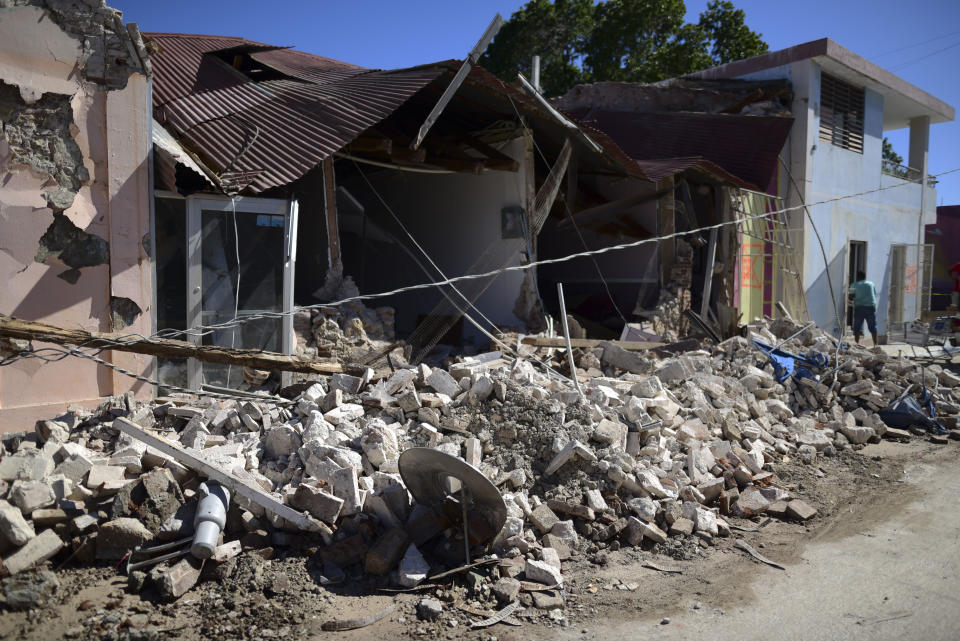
[480,0,769,96]
[882,137,903,165]
[480,0,594,97]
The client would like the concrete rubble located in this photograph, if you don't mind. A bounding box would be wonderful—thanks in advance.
[0,315,957,625]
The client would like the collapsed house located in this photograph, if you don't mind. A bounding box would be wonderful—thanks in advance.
[554,78,797,334]
[1,3,960,634]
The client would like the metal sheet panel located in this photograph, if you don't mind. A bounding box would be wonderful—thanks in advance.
[146,33,442,193]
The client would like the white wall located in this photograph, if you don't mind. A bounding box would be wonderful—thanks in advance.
[339,138,529,348]
[732,59,935,337]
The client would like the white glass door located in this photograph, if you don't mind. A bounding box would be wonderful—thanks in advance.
[186,195,297,390]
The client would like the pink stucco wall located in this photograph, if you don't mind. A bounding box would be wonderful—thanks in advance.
[0,5,153,433]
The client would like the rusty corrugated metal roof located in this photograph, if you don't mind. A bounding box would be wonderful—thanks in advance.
[146,33,443,193]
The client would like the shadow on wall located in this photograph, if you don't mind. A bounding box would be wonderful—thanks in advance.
[806,249,846,338]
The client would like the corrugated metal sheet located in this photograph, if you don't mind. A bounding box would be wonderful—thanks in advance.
[146,33,443,193]
[563,109,793,190]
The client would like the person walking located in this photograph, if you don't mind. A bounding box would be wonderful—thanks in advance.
[848,270,878,346]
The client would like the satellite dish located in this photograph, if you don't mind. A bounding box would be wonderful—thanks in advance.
[398,447,507,542]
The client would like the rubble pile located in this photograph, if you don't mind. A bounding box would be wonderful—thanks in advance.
[0,317,957,622]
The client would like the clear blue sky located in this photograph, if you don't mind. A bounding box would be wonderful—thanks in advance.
[112,0,960,205]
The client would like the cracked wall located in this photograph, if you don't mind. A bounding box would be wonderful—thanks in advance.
[0,0,153,430]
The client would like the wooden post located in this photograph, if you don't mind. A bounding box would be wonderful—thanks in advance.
[556,283,584,401]
[322,157,340,268]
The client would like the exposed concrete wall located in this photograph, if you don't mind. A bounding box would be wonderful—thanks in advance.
[0,1,152,433]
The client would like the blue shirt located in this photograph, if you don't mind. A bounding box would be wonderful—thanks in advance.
[849,280,878,308]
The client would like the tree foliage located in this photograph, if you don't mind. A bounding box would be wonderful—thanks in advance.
[882,137,903,165]
[481,0,769,96]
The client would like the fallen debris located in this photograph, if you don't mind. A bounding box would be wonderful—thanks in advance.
[321,603,397,631]
[735,539,786,570]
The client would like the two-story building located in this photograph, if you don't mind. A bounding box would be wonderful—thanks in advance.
[690,38,954,341]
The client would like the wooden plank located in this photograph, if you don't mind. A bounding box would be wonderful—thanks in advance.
[114,418,332,540]
[559,189,668,229]
[0,315,343,374]
[412,15,504,150]
[700,227,718,318]
[322,157,341,266]
[521,336,665,350]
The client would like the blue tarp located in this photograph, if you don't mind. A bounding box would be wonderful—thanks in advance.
[752,340,830,383]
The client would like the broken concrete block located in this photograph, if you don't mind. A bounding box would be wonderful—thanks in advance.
[464,438,482,468]
[96,518,153,560]
[0,451,53,483]
[398,543,430,588]
[264,425,302,459]
[10,480,56,515]
[0,500,35,546]
[625,516,667,545]
[668,517,695,536]
[111,468,185,535]
[796,430,831,452]
[330,373,363,395]
[840,380,873,396]
[426,369,461,397]
[591,418,624,447]
[544,439,595,475]
[322,403,365,425]
[85,465,127,491]
[550,520,578,547]
[584,489,609,512]
[418,597,443,621]
[492,577,521,602]
[292,484,343,524]
[331,467,362,516]
[1,529,63,575]
[525,558,563,586]
[397,390,421,413]
[785,499,817,521]
[365,527,409,575]
[529,504,560,534]
[736,487,770,516]
[152,557,202,601]
[840,424,875,445]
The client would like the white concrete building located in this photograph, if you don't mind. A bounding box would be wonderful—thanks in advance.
[691,39,954,340]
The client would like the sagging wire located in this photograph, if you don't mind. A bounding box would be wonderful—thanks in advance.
[3,167,959,367]
[506,95,629,326]
[350,159,575,386]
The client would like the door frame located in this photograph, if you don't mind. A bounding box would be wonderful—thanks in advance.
[845,240,867,328]
[185,194,298,390]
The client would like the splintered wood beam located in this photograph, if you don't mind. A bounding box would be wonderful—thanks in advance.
[322,157,341,266]
[412,14,504,150]
[0,315,344,374]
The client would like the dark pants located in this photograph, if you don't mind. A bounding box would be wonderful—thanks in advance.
[853,305,877,335]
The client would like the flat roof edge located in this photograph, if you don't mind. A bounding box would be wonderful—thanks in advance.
[687,38,954,122]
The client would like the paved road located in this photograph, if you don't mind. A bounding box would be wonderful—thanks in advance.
[556,447,960,641]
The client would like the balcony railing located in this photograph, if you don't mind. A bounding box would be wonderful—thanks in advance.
[881,159,938,186]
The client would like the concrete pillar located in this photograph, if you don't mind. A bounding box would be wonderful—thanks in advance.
[908,116,930,176]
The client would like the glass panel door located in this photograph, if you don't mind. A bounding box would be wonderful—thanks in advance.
[186,196,296,390]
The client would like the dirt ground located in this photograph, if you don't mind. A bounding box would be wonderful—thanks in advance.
[1,437,956,641]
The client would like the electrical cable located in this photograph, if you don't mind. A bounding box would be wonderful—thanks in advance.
[506,95,630,325]
[3,167,958,368]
